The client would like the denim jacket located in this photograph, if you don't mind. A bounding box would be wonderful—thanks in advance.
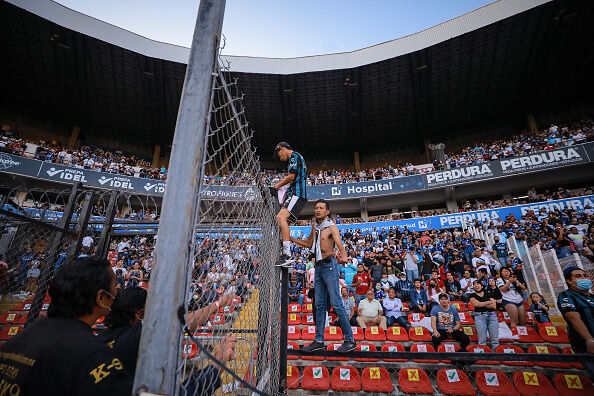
[410,287,428,307]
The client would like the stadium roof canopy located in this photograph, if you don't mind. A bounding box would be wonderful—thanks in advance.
[1,0,593,162]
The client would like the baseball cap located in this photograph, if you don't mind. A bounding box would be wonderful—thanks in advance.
[563,266,582,280]
[274,142,292,156]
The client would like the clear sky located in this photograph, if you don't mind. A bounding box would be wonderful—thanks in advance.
[53,0,496,58]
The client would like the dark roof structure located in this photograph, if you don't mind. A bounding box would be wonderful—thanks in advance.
[1,0,593,163]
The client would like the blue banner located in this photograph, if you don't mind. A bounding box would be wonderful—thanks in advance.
[290,195,594,237]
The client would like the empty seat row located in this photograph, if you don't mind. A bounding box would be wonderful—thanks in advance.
[288,365,592,395]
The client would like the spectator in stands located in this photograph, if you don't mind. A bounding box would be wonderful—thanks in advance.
[25,253,42,295]
[460,270,476,303]
[497,267,527,328]
[293,258,306,287]
[126,262,144,288]
[352,263,371,305]
[356,289,387,331]
[336,286,357,326]
[529,292,551,323]
[288,277,304,306]
[486,277,503,310]
[557,267,594,365]
[430,293,470,352]
[492,235,510,269]
[450,249,465,280]
[0,257,133,394]
[409,279,428,314]
[444,271,462,301]
[403,247,419,281]
[394,272,413,302]
[374,283,385,303]
[469,280,499,350]
[383,288,410,329]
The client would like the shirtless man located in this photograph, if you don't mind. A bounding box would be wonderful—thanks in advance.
[289,199,356,353]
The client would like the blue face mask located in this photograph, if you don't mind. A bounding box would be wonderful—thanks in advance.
[576,279,592,291]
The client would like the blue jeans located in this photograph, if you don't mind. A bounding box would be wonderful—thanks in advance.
[497,257,509,269]
[290,294,304,306]
[386,315,410,329]
[314,257,354,342]
[405,269,419,282]
[474,311,499,349]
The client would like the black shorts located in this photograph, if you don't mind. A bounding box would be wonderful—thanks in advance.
[281,195,307,224]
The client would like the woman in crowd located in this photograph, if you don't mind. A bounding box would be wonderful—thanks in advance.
[469,280,499,349]
[497,267,527,328]
[486,277,503,310]
[529,292,551,323]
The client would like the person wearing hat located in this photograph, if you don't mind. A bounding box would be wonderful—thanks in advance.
[273,142,308,267]
[557,266,594,372]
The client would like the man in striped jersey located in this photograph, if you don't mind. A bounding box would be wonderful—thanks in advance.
[273,142,308,267]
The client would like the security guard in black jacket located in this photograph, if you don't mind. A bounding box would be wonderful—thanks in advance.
[0,257,133,395]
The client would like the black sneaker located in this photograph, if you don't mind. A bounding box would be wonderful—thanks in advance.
[336,341,357,353]
[275,253,295,268]
[302,341,325,353]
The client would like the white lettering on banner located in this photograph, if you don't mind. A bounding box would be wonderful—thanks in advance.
[346,181,393,195]
[331,186,342,196]
[439,210,499,227]
[98,176,134,190]
[500,148,582,172]
[144,182,166,194]
[426,164,492,184]
[520,198,594,215]
[45,167,87,182]
[0,154,21,169]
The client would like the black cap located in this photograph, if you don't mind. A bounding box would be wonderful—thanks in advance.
[274,142,292,156]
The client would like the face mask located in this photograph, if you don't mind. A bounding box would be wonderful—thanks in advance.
[575,279,592,291]
[193,295,200,300]
[400,278,406,282]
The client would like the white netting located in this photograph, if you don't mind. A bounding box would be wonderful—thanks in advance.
[175,54,281,396]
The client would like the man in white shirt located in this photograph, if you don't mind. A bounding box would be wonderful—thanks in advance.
[117,238,130,253]
[356,290,387,330]
[459,270,476,303]
[82,235,94,249]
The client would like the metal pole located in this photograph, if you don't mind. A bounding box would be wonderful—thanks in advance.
[572,252,584,269]
[68,192,95,260]
[95,190,118,258]
[522,241,543,296]
[278,266,289,393]
[133,1,226,393]
[535,244,556,302]
[551,250,567,291]
[25,182,80,327]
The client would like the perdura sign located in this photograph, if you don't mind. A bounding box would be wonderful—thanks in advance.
[0,141,592,198]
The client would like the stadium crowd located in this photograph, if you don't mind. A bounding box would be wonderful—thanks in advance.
[2,117,592,187]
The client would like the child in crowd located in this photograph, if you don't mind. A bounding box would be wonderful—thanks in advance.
[529,292,551,323]
[374,283,385,303]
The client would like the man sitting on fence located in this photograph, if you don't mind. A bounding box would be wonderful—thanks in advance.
[356,289,388,331]
[431,293,469,352]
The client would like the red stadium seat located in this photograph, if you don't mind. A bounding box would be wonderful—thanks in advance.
[287,365,299,389]
[437,343,460,363]
[193,326,213,336]
[409,326,431,341]
[381,342,407,362]
[458,311,475,325]
[301,325,316,340]
[324,326,343,341]
[328,313,338,323]
[14,302,31,311]
[513,326,544,343]
[209,314,225,325]
[303,295,312,304]
[219,305,234,313]
[467,301,475,311]
[288,303,301,313]
[476,370,519,396]
[411,343,438,363]
[386,325,409,341]
[301,365,330,391]
[525,311,535,325]
[287,313,301,325]
[287,325,301,340]
[302,313,314,325]
[467,344,499,365]
[301,343,324,361]
[399,368,433,395]
[287,342,299,360]
[512,371,559,396]
[450,301,467,311]
[401,302,410,312]
[498,311,511,324]
[182,340,198,359]
[361,367,392,393]
[561,347,583,369]
[354,343,378,362]
[302,303,313,313]
[527,345,571,368]
[495,345,532,366]
[0,313,25,325]
[553,373,594,396]
[231,296,242,304]
[327,343,348,361]
[461,325,479,342]
[437,368,475,396]
[331,366,361,392]
[408,312,424,322]
[350,326,364,341]
[0,325,23,341]
[364,325,386,341]
[538,325,569,343]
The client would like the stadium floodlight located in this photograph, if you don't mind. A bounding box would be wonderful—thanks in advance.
[133,1,281,395]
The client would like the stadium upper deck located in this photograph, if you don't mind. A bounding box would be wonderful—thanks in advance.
[1,0,593,164]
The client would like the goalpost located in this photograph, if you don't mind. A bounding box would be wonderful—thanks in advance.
[133,1,282,395]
